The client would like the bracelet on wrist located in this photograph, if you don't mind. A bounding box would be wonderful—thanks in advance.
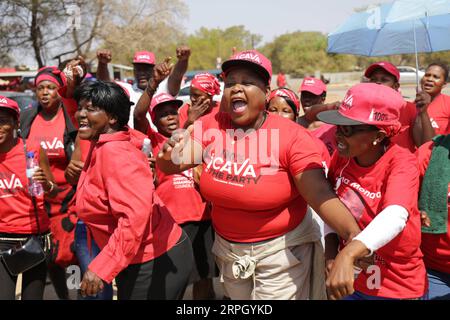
[45,181,56,194]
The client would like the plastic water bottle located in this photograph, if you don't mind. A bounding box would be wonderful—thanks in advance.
[141,138,153,157]
[26,151,44,196]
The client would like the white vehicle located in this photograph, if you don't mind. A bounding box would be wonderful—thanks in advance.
[177,81,224,105]
[397,66,425,84]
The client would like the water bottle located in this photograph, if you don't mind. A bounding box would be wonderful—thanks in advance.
[26,151,44,196]
[141,138,153,157]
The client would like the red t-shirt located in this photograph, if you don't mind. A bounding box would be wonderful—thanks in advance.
[428,94,450,135]
[148,127,210,224]
[392,101,417,153]
[312,123,337,157]
[329,144,427,298]
[418,141,450,274]
[28,107,74,216]
[178,101,220,129]
[76,130,181,283]
[193,111,324,243]
[0,140,49,234]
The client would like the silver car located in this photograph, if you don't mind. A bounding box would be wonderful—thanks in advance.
[397,66,425,84]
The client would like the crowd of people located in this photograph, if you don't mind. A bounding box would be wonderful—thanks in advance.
[0,44,448,300]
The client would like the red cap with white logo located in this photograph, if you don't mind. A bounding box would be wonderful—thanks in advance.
[300,77,327,96]
[364,61,400,82]
[149,93,183,122]
[0,95,20,118]
[317,83,403,127]
[133,51,156,65]
[222,49,272,85]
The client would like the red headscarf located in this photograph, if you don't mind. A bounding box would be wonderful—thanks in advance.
[190,73,221,96]
[35,66,66,87]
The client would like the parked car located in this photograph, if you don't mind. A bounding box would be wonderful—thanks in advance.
[177,82,224,104]
[0,90,35,111]
[184,69,223,83]
[397,66,425,84]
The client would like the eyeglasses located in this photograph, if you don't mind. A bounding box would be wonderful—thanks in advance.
[337,125,379,138]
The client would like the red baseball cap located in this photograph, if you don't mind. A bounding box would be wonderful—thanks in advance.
[0,96,20,118]
[300,77,327,95]
[149,93,183,121]
[317,83,403,126]
[133,51,155,65]
[269,88,300,114]
[222,49,272,85]
[364,61,400,82]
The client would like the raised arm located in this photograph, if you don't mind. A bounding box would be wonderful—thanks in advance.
[413,91,435,146]
[133,57,173,134]
[95,49,112,82]
[167,46,190,96]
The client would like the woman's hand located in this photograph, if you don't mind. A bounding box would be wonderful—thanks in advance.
[147,57,174,94]
[65,159,85,185]
[326,239,369,300]
[32,167,51,190]
[158,125,193,161]
[326,251,355,300]
[420,211,431,227]
[415,91,431,113]
[80,269,104,297]
[187,96,211,125]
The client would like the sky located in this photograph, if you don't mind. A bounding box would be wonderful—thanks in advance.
[184,0,390,43]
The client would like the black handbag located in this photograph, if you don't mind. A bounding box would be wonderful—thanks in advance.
[0,138,48,276]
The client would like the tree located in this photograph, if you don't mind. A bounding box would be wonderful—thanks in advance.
[0,0,187,68]
[0,0,88,68]
[260,31,357,77]
[98,0,187,66]
[186,26,262,70]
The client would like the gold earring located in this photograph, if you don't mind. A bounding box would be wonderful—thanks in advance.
[373,141,377,146]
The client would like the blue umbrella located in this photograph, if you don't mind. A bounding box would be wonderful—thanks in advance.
[327,0,450,86]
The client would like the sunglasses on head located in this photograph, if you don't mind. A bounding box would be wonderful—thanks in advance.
[337,125,379,137]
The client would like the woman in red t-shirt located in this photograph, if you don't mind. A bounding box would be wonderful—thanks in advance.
[0,96,56,300]
[415,63,450,145]
[20,65,80,299]
[318,83,427,300]
[418,135,450,300]
[73,81,193,300]
[157,50,361,300]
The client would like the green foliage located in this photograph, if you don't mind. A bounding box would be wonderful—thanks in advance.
[187,26,262,70]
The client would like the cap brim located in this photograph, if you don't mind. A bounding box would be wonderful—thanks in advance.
[300,87,325,96]
[222,60,270,84]
[317,110,365,125]
[154,99,183,110]
[132,61,155,65]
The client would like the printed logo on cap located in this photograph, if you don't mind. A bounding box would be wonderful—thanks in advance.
[304,79,316,86]
[136,54,151,61]
[342,94,354,109]
[155,93,172,104]
[235,52,262,65]
[0,98,7,104]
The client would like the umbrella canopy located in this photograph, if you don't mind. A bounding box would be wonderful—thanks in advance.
[327,0,450,56]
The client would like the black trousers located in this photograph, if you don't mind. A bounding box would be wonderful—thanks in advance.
[115,230,194,300]
[0,240,47,300]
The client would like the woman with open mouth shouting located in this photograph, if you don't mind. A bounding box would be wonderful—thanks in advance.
[157,50,361,300]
